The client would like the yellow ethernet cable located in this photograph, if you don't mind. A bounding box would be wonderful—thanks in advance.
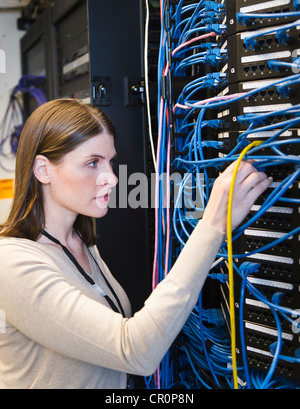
[227,140,263,390]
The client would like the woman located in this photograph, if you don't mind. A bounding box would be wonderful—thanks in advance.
[0,99,272,389]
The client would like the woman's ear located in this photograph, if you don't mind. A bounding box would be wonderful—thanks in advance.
[33,155,51,184]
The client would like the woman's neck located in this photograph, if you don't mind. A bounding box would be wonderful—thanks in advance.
[41,209,78,248]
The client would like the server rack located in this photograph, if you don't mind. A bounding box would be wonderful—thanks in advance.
[154,0,300,389]
[52,0,90,102]
[219,0,300,384]
[20,6,54,116]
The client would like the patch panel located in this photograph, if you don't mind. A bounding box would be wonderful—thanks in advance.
[246,349,299,382]
[240,325,300,383]
[216,80,300,132]
[245,300,293,331]
[246,202,299,232]
[233,244,299,282]
[235,227,300,262]
[220,279,300,383]
[245,259,296,281]
[221,26,300,83]
[244,322,298,357]
[226,0,300,35]
[218,127,300,153]
[220,275,300,383]
[240,274,299,309]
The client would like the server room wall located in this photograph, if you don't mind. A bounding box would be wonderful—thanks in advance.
[0,10,23,223]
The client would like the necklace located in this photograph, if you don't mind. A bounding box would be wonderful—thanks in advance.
[41,230,125,317]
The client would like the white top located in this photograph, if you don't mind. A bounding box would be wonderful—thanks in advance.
[0,220,224,389]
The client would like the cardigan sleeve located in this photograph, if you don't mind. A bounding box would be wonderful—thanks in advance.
[0,220,224,376]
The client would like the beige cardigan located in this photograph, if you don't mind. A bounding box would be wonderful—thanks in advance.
[0,220,224,389]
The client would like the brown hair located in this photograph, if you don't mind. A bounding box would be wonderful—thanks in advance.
[0,98,116,246]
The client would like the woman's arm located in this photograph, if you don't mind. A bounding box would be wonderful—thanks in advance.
[0,161,271,376]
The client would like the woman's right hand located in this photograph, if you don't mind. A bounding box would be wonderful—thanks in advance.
[202,160,273,234]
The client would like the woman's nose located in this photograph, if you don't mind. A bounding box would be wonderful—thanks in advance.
[96,170,118,187]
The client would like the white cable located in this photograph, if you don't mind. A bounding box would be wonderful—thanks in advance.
[145,0,157,173]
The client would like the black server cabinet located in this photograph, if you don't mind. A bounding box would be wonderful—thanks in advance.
[51,0,90,101]
[88,0,153,314]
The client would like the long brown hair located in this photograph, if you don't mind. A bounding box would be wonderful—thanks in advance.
[0,98,116,246]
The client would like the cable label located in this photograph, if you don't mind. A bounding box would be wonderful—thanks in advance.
[245,322,294,340]
[246,252,294,264]
[240,0,291,13]
[247,276,294,290]
[241,51,291,63]
[243,103,292,112]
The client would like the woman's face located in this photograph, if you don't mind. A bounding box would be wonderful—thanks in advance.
[45,132,118,219]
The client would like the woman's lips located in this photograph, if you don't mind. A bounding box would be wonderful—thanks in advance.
[95,189,111,207]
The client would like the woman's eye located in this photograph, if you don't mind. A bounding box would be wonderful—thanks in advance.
[88,160,98,168]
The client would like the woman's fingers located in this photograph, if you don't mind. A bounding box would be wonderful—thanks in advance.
[202,159,273,234]
[230,163,273,230]
[236,167,271,195]
[241,173,273,204]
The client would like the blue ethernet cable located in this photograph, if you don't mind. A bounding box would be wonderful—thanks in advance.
[234,169,300,238]
[178,1,205,43]
[154,0,300,391]
[0,75,47,167]
[239,262,260,388]
[234,263,300,328]
[233,261,295,388]
[243,18,300,49]
[239,275,284,389]
[198,295,223,388]
[237,11,300,26]
[229,225,300,260]
[181,73,300,109]
[268,59,300,72]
